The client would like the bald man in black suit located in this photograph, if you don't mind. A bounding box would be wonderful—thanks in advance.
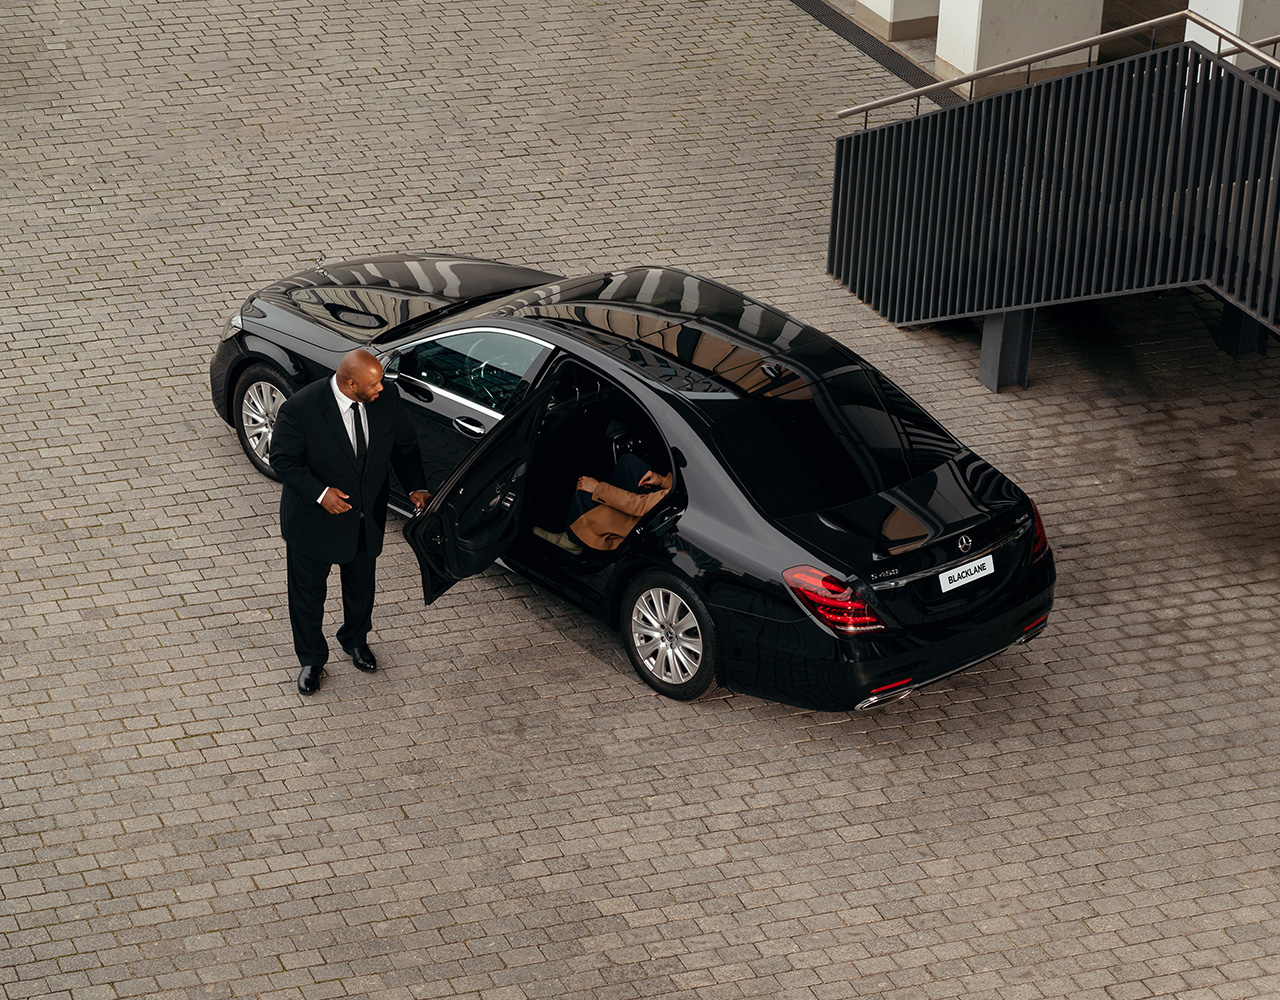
[270,349,430,695]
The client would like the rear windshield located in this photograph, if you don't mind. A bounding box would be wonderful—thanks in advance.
[706,369,962,518]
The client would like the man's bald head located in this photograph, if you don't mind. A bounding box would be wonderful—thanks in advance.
[336,349,385,404]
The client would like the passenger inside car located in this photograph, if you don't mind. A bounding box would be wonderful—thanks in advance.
[524,362,674,559]
[534,452,673,555]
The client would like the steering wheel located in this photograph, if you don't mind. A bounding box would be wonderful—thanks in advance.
[412,357,447,386]
[469,350,525,409]
[467,360,501,407]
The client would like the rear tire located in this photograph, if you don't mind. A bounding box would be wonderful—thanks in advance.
[620,571,717,701]
[233,363,295,480]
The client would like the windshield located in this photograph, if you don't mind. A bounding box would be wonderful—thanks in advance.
[707,369,963,518]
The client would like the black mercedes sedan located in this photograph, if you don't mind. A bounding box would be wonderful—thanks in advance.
[211,252,1054,712]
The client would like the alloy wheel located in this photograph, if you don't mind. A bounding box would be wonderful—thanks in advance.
[630,586,704,685]
[241,380,287,466]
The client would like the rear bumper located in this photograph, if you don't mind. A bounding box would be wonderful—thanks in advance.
[717,557,1056,712]
[852,603,1051,710]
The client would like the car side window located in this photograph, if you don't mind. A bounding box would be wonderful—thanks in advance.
[398,330,549,413]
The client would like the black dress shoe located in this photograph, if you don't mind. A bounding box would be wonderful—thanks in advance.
[348,643,378,673]
[297,664,325,695]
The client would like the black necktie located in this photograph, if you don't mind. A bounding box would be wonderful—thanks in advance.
[351,402,366,468]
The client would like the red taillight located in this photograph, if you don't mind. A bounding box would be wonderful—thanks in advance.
[783,566,886,635]
[1030,500,1049,563]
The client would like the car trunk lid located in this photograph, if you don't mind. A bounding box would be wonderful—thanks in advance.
[777,452,1037,627]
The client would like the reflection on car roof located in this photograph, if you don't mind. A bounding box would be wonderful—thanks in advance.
[490,266,860,400]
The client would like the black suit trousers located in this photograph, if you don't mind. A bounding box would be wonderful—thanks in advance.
[286,531,376,668]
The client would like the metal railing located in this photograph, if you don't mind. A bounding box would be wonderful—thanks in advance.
[827,41,1280,336]
[836,10,1280,128]
[1222,31,1280,61]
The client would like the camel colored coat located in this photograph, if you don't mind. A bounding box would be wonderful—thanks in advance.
[570,474,673,551]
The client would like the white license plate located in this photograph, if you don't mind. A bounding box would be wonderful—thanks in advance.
[939,555,994,593]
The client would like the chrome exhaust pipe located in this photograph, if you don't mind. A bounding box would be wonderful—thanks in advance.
[855,685,916,712]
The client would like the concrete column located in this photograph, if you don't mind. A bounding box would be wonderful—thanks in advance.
[935,0,1106,96]
[1187,0,1280,69]
[850,0,940,42]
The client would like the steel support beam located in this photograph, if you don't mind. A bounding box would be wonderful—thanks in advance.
[1216,304,1271,358]
[979,309,1035,390]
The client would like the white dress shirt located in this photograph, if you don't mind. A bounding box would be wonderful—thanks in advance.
[317,376,370,504]
[330,375,368,451]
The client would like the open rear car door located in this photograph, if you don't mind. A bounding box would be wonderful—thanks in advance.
[403,379,552,605]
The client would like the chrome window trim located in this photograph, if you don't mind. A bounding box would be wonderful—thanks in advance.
[393,324,556,355]
[396,373,504,419]
[385,325,555,419]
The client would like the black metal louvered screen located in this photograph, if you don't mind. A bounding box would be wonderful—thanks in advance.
[828,43,1280,333]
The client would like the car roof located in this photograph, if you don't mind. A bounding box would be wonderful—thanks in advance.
[478,265,867,404]
[255,253,870,409]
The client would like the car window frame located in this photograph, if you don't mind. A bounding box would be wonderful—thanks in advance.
[386,325,555,417]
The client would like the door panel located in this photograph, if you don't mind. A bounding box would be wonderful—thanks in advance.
[403,382,552,605]
[438,455,528,577]
[387,328,552,495]
[397,377,500,493]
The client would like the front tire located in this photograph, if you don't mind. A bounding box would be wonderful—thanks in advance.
[620,571,717,700]
[232,363,295,480]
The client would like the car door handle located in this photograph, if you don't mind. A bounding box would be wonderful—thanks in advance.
[453,416,486,438]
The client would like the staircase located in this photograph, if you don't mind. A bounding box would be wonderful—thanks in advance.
[827,16,1280,389]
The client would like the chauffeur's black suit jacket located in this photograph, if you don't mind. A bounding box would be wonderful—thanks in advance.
[270,379,424,565]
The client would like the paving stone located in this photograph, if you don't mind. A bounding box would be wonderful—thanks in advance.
[3,1,1280,999]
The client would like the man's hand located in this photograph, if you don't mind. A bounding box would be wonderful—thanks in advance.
[409,490,431,510]
[576,476,599,494]
[638,470,664,489]
[320,487,352,514]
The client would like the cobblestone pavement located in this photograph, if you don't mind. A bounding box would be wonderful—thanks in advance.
[3,1,1279,998]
